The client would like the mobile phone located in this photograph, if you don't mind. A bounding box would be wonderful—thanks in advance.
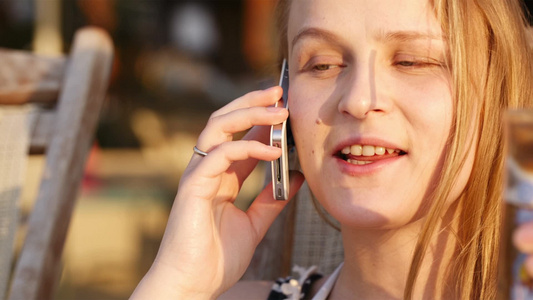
[271,59,290,200]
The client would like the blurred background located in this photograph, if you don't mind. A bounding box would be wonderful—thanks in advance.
[0,0,281,299]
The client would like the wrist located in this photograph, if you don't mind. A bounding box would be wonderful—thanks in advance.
[131,263,216,300]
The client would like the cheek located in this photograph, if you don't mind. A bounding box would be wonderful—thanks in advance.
[393,79,456,208]
[290,102,318,160]
[289,89,328,173]
[396,76,454,153]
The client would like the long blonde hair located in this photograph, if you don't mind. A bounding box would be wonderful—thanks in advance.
[407,0,533,299]
[275,0,533,298]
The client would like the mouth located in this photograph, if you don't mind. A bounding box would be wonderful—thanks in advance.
[336,144,407,165]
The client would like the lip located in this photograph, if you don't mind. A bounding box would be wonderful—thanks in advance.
[335,154,405,176]
[332,136,407,176]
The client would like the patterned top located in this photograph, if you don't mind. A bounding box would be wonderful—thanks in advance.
[267,263,343,300]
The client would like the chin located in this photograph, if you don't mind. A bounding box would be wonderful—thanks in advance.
[313,190,425,230]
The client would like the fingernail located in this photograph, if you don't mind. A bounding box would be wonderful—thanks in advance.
[266,106,285,112]
[268,145,283,153]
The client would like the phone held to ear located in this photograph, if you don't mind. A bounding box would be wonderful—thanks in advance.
[271,59,290,200]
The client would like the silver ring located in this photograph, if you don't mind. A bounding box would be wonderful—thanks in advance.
[193,146,208,157]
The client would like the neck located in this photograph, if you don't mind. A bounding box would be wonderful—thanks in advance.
[330,207,459,300]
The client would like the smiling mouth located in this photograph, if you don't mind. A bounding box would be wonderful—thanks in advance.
[337,144,407,165]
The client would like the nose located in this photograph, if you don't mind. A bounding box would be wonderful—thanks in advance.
[337,51,390,119]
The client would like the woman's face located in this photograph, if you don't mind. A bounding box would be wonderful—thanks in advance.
[288,0,473,229]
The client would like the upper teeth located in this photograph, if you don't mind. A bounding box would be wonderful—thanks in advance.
[341,145,398,156]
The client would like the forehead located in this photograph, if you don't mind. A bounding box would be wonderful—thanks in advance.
[288,0,443,47]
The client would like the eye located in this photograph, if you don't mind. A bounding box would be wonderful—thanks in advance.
[394,57,429,68]
[396,60,417,67]
[299,55,346,78]
[393,55,444,71]
[313,64,337,71]
[307,63,346,79]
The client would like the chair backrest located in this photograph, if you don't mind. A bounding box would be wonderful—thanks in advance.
[0,27,113,300]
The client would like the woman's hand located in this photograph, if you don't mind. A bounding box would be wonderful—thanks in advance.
[131,86,305,299]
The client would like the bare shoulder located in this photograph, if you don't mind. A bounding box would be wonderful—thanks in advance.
[218,280,273,300]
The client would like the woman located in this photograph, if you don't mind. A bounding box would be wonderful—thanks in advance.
[131,0,533,299]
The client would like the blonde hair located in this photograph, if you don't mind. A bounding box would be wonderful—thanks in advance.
[275,0,533,299]
[408,0,533,299]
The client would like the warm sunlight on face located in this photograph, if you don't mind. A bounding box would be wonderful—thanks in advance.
[287,0,465,229]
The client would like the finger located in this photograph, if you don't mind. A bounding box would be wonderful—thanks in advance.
[197,106,288,152]
[224,125,272,184]
[211,86,282,118]
[219,107,287,134]
[514,221,533,252]
[242,125,271,144]
[246,171,305,244]
[194,140,282,180]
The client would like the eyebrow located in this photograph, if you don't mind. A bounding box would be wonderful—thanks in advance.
[291,27,445,52]
[374,30,445,43]
[291,28,345,52]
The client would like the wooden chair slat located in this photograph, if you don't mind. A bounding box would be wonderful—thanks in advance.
[6,27,113,300]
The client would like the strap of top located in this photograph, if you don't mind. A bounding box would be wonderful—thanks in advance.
[311,262,343,300]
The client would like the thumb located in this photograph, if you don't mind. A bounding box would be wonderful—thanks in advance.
[246,170,305,243]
